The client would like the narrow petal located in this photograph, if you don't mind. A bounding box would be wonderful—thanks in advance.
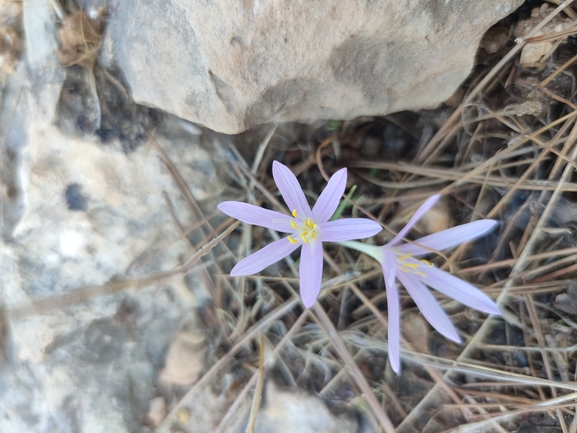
[218,202,295,233]
[397,272,461,343]
[312,167,347,222]
[272,161,312,217]
[417,265,501,315]
[396,220,498,256]
[317,219,382,242]
[231,237,300,276]
[382,249,401,373]
[387,195,441,247]
[299,241,324,308]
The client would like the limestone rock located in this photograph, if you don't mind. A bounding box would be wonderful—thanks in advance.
[0,118,224,432]
[514,4,574,66]
[252,382,359,433]
[102,0,523,134]
[23,0,65,123]
[1,1,231,429]
[159,317,208,385]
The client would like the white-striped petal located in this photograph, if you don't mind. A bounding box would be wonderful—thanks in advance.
[299,241,324,308]
[312,168,347,222]
[218,201,294,233]
[417,265,500,315]
[231,237,300,276]
[396,220,498,256]
[383,249,401,373]
[272,161,312,218]
[397,272,460,343]
[317,219,382,242]
[387,195,441,247]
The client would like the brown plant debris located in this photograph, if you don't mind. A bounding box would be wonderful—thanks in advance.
[58,11,102,69]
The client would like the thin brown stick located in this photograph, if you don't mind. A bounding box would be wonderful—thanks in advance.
[245,333,265,433]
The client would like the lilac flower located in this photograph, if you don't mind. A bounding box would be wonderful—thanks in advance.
[341,195,500,373]
[218,161,382,308]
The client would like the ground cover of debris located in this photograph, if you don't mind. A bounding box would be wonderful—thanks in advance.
[4,1,577,432]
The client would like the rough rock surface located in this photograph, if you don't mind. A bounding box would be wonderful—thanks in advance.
[251,382,360,433]
[101,0,523,133]
[514,3,574,66]
[1,3,227,427]
[0,119,224,431]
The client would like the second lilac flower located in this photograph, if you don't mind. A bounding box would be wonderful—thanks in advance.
[341,195,501,373]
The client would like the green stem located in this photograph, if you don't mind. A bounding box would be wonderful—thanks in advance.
[337,241,381,261]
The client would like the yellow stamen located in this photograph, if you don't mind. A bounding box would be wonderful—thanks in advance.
[301,234,309,244]
[399,253,412,261]
[420,259,433,267]
[290,220,297,229]
[403,263,419,269]
[306,218,313,228]
[287,236,298,244]
[292,209,298,218]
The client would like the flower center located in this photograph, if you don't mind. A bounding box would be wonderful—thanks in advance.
[287,209,319,244]
[395,252,432,277]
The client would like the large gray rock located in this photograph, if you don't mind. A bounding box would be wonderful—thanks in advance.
[102,0,523,134]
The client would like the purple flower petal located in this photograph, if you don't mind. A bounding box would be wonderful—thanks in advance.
[299,241,324,308]
[387,195,441,247]
[397,272,461,343]
[396,220,498,256]
[312,168,347,222]
[218,202,295,233]
[417,265,501,315]
[231,237,300,276]
[272,161,312,217]
[382,249,401,373]
[317,219,382,242]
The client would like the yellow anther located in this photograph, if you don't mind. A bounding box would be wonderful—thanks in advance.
[287,235,298,244]
[306,218,313,228]
[400,268,408,273]
[399,253,412,261]
[403,263,419,269]
[292,209,298,218]
[290,220,297,229]
[301,234,309,244]
[420,259,433,267]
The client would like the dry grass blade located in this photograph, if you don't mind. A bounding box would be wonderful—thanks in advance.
[245,334,265,433]
[6,269,177,319]
[312,303,396,433]
[7,220,240,319]
[524,25,577,43]
[351,160,577,191]
[443,393,577,433]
